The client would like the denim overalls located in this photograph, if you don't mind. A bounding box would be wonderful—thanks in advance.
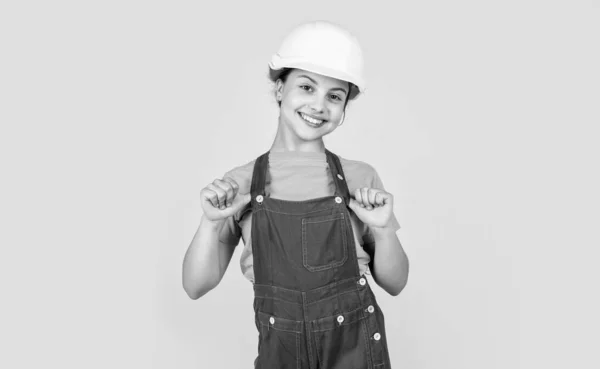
[250,149,392,369]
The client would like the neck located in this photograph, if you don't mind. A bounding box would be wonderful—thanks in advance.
[270,116,326,153]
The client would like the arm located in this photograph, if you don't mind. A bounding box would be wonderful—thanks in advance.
[364,227,409,296]
[350,187,409,296]
[182,215,237,300]
[182,178,250,300]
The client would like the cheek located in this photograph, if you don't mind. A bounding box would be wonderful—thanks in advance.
[329,106,345,120]
[280,93,301,111]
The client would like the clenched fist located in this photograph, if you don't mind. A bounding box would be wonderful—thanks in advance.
[200,178,251,221]
[348,187,394,229]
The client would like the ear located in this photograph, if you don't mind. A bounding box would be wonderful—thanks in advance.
[275,79,285,101]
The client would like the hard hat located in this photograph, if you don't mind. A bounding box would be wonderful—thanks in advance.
[269,21,366,100]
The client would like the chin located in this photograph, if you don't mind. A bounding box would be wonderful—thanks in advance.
[282,111,335,141]
[295,123,334,141]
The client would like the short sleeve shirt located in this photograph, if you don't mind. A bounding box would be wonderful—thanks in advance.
[217,150,401,283]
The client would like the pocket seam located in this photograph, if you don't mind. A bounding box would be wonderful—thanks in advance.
[301,212,348,272]
[312,315,371,369]
[257,315,301,368]
[257,311,303,333]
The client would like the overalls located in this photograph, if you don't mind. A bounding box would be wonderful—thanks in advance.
[250,149,392,369]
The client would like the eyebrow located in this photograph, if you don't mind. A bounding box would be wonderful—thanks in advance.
[297,74,348,95]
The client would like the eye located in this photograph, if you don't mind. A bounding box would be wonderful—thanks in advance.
[329,94,342,101]
[299,84,313,92]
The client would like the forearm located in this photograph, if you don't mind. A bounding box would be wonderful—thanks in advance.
[182,215,229,299]
[369,226,409,296]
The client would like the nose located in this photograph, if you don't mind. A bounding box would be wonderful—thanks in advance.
[307,95,326,113]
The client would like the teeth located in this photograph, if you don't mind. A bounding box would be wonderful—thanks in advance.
[300,113,324,125]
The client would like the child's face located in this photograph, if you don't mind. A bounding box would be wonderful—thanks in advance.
[277,69,349,143]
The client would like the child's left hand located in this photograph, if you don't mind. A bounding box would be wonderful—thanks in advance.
[348,187,394,229]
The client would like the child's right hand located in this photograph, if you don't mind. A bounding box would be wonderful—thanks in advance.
[200,178,251,221]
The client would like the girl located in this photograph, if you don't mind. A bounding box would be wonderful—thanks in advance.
[183,21,409,369]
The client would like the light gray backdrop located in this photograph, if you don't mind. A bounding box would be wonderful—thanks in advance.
[1,1,598,368]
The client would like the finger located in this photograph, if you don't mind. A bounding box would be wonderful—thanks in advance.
[360,187,372,209]
[367,188,379,206]
[201,188,219,208]
[222,178,240,206]
[206,183,227,209]
[354,188,365,208]
[214,179,235,207]
[347,198,360,211]
[374,191,385,206]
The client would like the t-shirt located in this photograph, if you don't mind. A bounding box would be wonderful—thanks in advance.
[218,150,401,283]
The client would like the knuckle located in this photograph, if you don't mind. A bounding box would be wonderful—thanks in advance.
[224,177,239,188]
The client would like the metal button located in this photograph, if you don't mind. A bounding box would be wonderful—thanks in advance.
[335,196,342,204]
[256,195,263,203]
[269,317,275,324]
[358,278,366,286]
[337,315,344,324]
[337,174,344,180]
[367,305,375,313]
[373,333,381,341]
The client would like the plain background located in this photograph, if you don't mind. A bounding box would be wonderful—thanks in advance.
[1,1,599,368]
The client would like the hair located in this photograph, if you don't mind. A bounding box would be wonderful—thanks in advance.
[268,68,355,111]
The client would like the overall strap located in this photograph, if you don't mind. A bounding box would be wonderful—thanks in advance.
[325,149,351,205]
[250,151,269,198]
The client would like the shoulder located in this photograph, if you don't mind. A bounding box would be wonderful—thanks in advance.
[222,158,256,195]
[338,155,377,177]
[337,154,383,191]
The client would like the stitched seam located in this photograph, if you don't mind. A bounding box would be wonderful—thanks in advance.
[296,331,300,369]
[305,276,361,294]
[315,333,323,369]
[254,283,306,294]
[257,312,303,332]
[302,213,349,272]
[263,206,337,216]
[312,314,368,333]
[303,295,314,369]
[361,319,374,369]
[254,295,302,306]
[264,195,337,204]
[306,289,358,306]
[258,322,302,334]
[376,311,389,366]
[302,213,344,224]
[257,323,263,367]
[312,305,366,324]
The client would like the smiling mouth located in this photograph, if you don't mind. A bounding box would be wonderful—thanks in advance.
[298,112,327,126]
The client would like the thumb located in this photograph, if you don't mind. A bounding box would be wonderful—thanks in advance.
[231,192,251,210]
[348,198,361,211]
[241,192,252,204]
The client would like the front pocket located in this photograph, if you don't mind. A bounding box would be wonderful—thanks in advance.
[301,212,348,272]
[312,307,369,369]
[256,311,302,369]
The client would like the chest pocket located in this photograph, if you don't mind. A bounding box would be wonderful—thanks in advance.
[301,212,348,272]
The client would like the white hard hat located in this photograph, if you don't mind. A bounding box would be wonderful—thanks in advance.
[269,21,366,100]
